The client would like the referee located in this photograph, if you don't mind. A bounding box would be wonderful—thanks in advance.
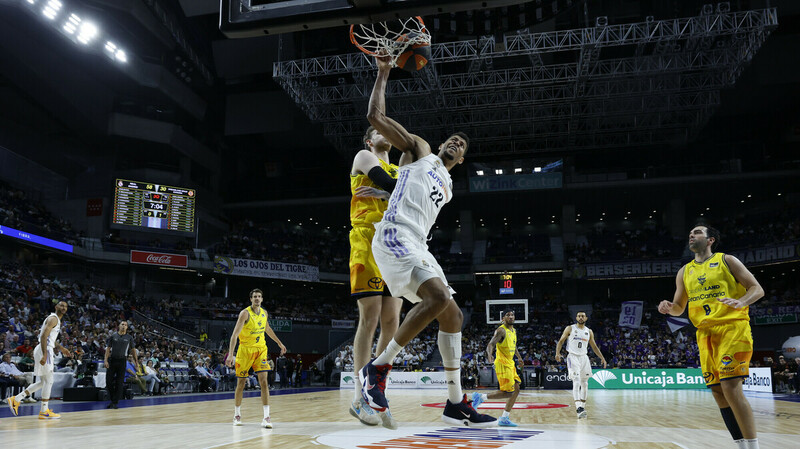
[104,321,137,409]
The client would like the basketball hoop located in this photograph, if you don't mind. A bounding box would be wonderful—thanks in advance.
[350,16,431,68]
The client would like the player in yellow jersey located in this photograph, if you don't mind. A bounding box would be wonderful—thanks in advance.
[226,288,286,428]
[347,126,403,427]
[659,225,764,449]
[471,311,523,427]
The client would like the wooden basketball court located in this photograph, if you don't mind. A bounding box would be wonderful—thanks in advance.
[2,388,798,448]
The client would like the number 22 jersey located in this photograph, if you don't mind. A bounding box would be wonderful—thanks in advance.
[380,154,452,240]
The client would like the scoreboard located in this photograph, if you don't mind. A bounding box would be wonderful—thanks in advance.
[112,179,196,235]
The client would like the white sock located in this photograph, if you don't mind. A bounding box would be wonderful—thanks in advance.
[41,401,49,413]
[580,379,589,401]
[15,391,28,402]
[353,372,362,402]
[445,369,463,403]
[744,439,759,449]
[373,339,402,366]
[575,401,582,409]
[735,440,745,449]
[501,410,510,418]
[235,406,241,416]
[264,405,270,418]
[572,380,581,401]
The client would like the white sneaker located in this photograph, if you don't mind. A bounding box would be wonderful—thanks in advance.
[23,397,37,403]
[233,414,242,426]
[378,409,398,430]
[349,397,381,426]
[261,417,273,429]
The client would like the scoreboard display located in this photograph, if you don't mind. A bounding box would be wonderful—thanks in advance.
[112,179,196,235]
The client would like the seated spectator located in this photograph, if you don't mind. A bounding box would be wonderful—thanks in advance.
[141,360,160,395]
[15,338,33,356]
[0,352,34,403]
[125,355,147,394]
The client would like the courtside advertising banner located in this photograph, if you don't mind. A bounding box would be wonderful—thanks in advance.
[213,256,319,282]
[742,367,772,392]
[130,250,188,268]
[339,371,446,389]
[589,369,707,389]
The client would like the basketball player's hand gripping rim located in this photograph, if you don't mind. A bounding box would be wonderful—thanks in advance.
[374,50,392,71]
[717,297,747,309]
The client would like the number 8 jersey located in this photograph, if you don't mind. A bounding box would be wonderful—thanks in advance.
[683,252,748,329]
[382,154,452,240]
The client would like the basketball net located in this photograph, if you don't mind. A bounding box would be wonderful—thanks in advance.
[350,16,430,68]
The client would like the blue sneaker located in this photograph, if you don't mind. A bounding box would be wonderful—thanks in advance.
[442,394,497,428]
[360,360,392,412]
[498,416,518,427]
[471,392,485,410]
[349,397,380,426]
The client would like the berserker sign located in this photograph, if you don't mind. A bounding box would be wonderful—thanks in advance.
[130,250,188,268]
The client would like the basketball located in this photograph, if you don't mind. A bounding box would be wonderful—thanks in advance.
[395,32,431,72]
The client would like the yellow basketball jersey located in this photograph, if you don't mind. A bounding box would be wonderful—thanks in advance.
[350,158,399,227]
[238,306,267,348]
[683,252,748,329]
[495,324,517,367]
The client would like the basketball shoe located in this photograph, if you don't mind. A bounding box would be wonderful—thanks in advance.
[471,392,486,409]
[232,414,242,426]
[360,360,391,412]
[577,407,587,418]
[498,416,518,427]
[261,417,272,429]
[7,396,20,416]
[349,396,380,426]
[39,409,61,419]
[442,394,497,428]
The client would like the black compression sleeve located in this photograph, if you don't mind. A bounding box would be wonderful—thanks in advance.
[367,166,397,193]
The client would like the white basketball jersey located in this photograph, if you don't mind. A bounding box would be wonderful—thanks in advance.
[38,313,61,351]
[567,324,590,356]
[382,154,452,239]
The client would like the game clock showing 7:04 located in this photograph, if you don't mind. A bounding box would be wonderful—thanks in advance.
[500,273,514,295]
[112,179,196,235]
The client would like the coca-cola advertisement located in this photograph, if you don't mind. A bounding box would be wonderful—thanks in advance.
[130,250,188,268]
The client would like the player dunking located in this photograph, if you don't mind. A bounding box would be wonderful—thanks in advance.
[226,289,286,428]
[347,126,403,426]
[359,52,495,428]
[659,225,764,449]
[8,301,71,419]
[471,311,523,426]
[555,311,606,418]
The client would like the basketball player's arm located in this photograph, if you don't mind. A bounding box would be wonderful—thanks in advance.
[104,345,111,368]
[54,339,71,357]
[554,326,571,363]
[352,150,395,197]
[226,310,248,367]
[658,267,688,316]
[367,55,431,161]
[485,327,505,365]
[588,330,607,368]
[718,255,765,308]
[264,317,287,356]
[514,347,524,369]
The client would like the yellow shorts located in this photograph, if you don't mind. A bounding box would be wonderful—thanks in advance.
[495,362,521,392]
[235,345,270,378]
[350,226,386,298]
[696,320,752,387]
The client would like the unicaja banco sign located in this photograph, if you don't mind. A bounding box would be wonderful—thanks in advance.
[589,369,706,389]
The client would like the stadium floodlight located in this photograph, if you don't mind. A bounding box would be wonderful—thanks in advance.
[534,166,542,172]
[76,21,98,44]
[114,49,127,63]
[514,168,522,173]
[26,0,37,5]
[62,13,80,34]
[476,170,484,176]
[495,169,503,174]
[42,0,61,20]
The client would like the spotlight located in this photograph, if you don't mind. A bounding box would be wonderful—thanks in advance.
[42,0,62,20]
[533,167,542,172]
[76,21,98,45]
[595,16,607,27]
[514,168,522,173]
[114,49,127,63]
[495,169,503,175]
[62,13,80,34]
[476,170,484,176]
